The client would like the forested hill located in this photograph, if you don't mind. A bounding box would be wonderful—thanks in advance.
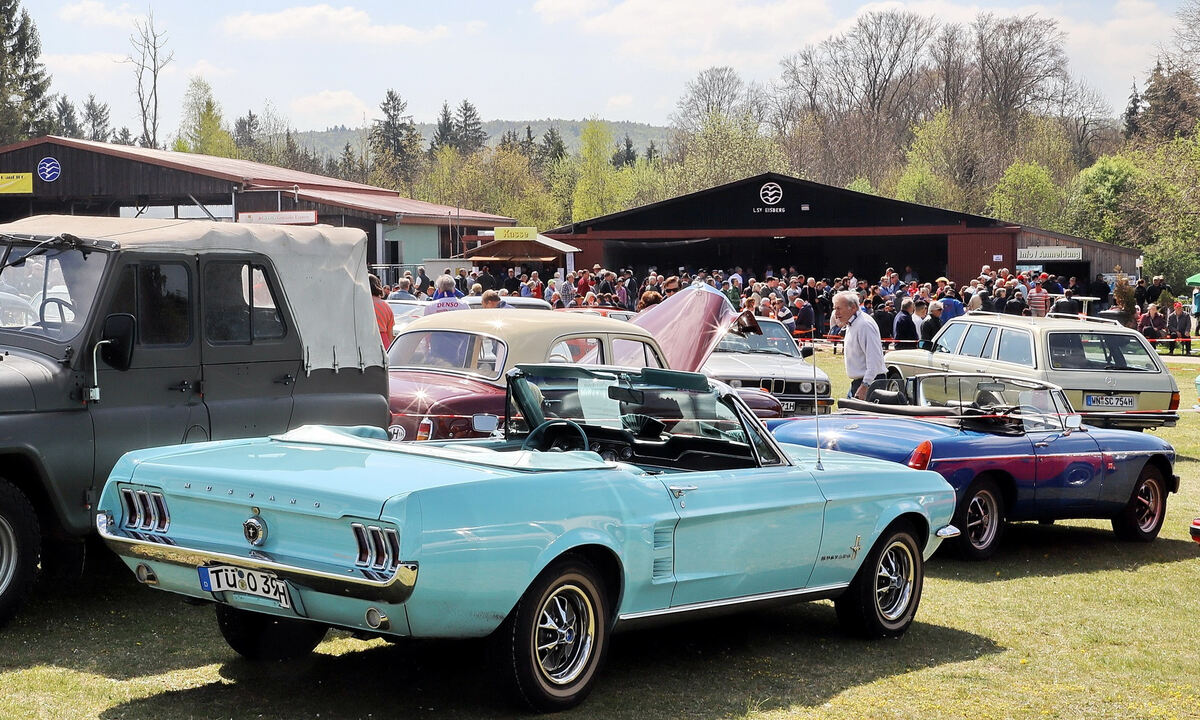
[294,119,669,156]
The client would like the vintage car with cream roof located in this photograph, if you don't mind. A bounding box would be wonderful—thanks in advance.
[386,284,778,441]
[97,363,958,711]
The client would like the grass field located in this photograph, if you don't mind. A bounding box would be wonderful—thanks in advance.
[1,353,1197,719]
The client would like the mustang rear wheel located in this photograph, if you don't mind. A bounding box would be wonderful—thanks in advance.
[952,478,1005,561]
[0,479,40,629]
[1112,465,1167,542]
[836,521,924,638]
[492,558,609,712]
[214,604,328,661]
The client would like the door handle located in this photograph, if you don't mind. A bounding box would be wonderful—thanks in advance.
[668,485,698,499]
[274,374,295,386]
[168,380,192,393]
[1034,440,1051,448]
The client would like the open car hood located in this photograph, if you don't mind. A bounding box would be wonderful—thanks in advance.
[632,284,755,372]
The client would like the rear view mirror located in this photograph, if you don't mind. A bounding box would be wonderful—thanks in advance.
[472,413,500,434]
[799,344,814,358]
[608,386,645,404]
[100,313,136,371]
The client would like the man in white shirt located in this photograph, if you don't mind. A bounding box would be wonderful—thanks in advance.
[833,290,885,399]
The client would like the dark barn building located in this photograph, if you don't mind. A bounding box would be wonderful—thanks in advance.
[0,136,513,276]
[547,173,1139,283]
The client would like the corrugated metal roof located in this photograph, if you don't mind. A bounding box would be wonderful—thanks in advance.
[2,136,516,225]
[299,188,513,225]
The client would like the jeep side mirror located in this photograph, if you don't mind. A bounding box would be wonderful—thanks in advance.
[799,344,814,358]
[100,313,136,371]
[472,413,500,434]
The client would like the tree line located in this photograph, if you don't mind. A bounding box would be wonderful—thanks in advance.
[3,2,1200,286]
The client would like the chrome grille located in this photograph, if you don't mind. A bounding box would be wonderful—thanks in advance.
[119,488,169,532]
[351,523,401,571]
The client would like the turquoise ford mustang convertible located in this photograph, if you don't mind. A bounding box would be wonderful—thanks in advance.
[97,364,959,712]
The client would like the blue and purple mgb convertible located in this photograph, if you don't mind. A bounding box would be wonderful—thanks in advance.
[771,373,1178,560]
[96,364,958,712]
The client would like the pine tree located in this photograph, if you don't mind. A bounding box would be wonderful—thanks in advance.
[52,96,82,138]
[233,110,259,152]
[338,142,362,182]
[645,140,658,162]
[430,101,456,153]
[0,1,52,142]
[1140,59,1200,140]
[454,99,487,154]
[81,94,111,141]
[536,126,566,172]
[611,134,637,167]
[369,89,424,190]
[112,127,135,145]
[498,129,521,152]
[1123,82,1142,140]
[519,125,536,159]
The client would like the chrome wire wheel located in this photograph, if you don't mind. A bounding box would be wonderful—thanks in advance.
[966,489,1000,550]
[0,516,15,595]
[533,583,596,686]
[875,540,915,622]
[1133,477,1164,534]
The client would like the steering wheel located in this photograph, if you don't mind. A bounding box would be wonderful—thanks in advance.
[521,418,589,452]
[39,297,75,324]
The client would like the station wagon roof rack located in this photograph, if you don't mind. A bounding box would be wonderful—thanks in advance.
[1045,313,1121,325]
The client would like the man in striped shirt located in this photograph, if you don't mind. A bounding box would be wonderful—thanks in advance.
[1027,280,1051,316]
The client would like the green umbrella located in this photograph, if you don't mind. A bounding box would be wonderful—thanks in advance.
[1188,273,1200,287]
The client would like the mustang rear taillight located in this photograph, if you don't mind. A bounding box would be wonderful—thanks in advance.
[416,416,433,441]
[1169,392,1180,411]
[351,523,402,571]
[907,440,933,471]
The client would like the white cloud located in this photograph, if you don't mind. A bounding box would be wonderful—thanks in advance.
[58,1,139,28]
[183,59,234,79]
[221,4,448,43]
[536,0,836,75]
[42,52,127,77]
[606,93,633,110]
[464,20,488,36]
[533,0,610,23]
[289,89,373,129]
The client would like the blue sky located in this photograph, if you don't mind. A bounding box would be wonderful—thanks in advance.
[30,1,1186,140]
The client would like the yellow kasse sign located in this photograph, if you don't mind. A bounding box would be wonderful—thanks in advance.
[0,173,32,194]
[494,226,537,241]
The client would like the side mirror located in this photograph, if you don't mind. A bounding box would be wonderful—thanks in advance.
[917,339,934,351]
[1064,414,1083,433]
[471,413,500,434]
[799,344,815,358]
[99,313,136,371]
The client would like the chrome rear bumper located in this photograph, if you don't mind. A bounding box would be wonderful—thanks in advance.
[96,514,418,604]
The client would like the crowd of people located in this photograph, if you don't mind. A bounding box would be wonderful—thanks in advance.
[370,261,1199,355]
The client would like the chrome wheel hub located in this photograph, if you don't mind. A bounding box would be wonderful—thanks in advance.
[966,490,999,549]
[876,541,914,621]
[1134,479,1162,533]
[0,516,16,595]
[534,584,595,685]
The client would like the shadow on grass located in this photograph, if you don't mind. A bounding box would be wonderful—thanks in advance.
[98,604,1000,719]
[0,540,230,679]
[930,520,1199,582]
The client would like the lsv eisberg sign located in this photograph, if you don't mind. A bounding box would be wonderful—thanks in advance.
[754,182,786,214]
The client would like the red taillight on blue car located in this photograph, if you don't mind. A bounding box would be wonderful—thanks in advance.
[907,440,933,470]
[416,416,433,441]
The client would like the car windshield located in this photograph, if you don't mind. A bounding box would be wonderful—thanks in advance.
[508,367,747,442]
[1048,332,1158,371]
[915,374,1069,431]
[0,241,107,341]
[388,330,508,379]
[715,322,798,357]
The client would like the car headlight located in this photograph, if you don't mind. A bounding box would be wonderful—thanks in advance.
[800,381,813,393]
[729,379,742,388]
[816,382,829,395]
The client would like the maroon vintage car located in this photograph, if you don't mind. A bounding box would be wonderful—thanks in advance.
[385,285,778,441]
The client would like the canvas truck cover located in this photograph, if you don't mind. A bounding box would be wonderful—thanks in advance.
[0,215,383,371]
